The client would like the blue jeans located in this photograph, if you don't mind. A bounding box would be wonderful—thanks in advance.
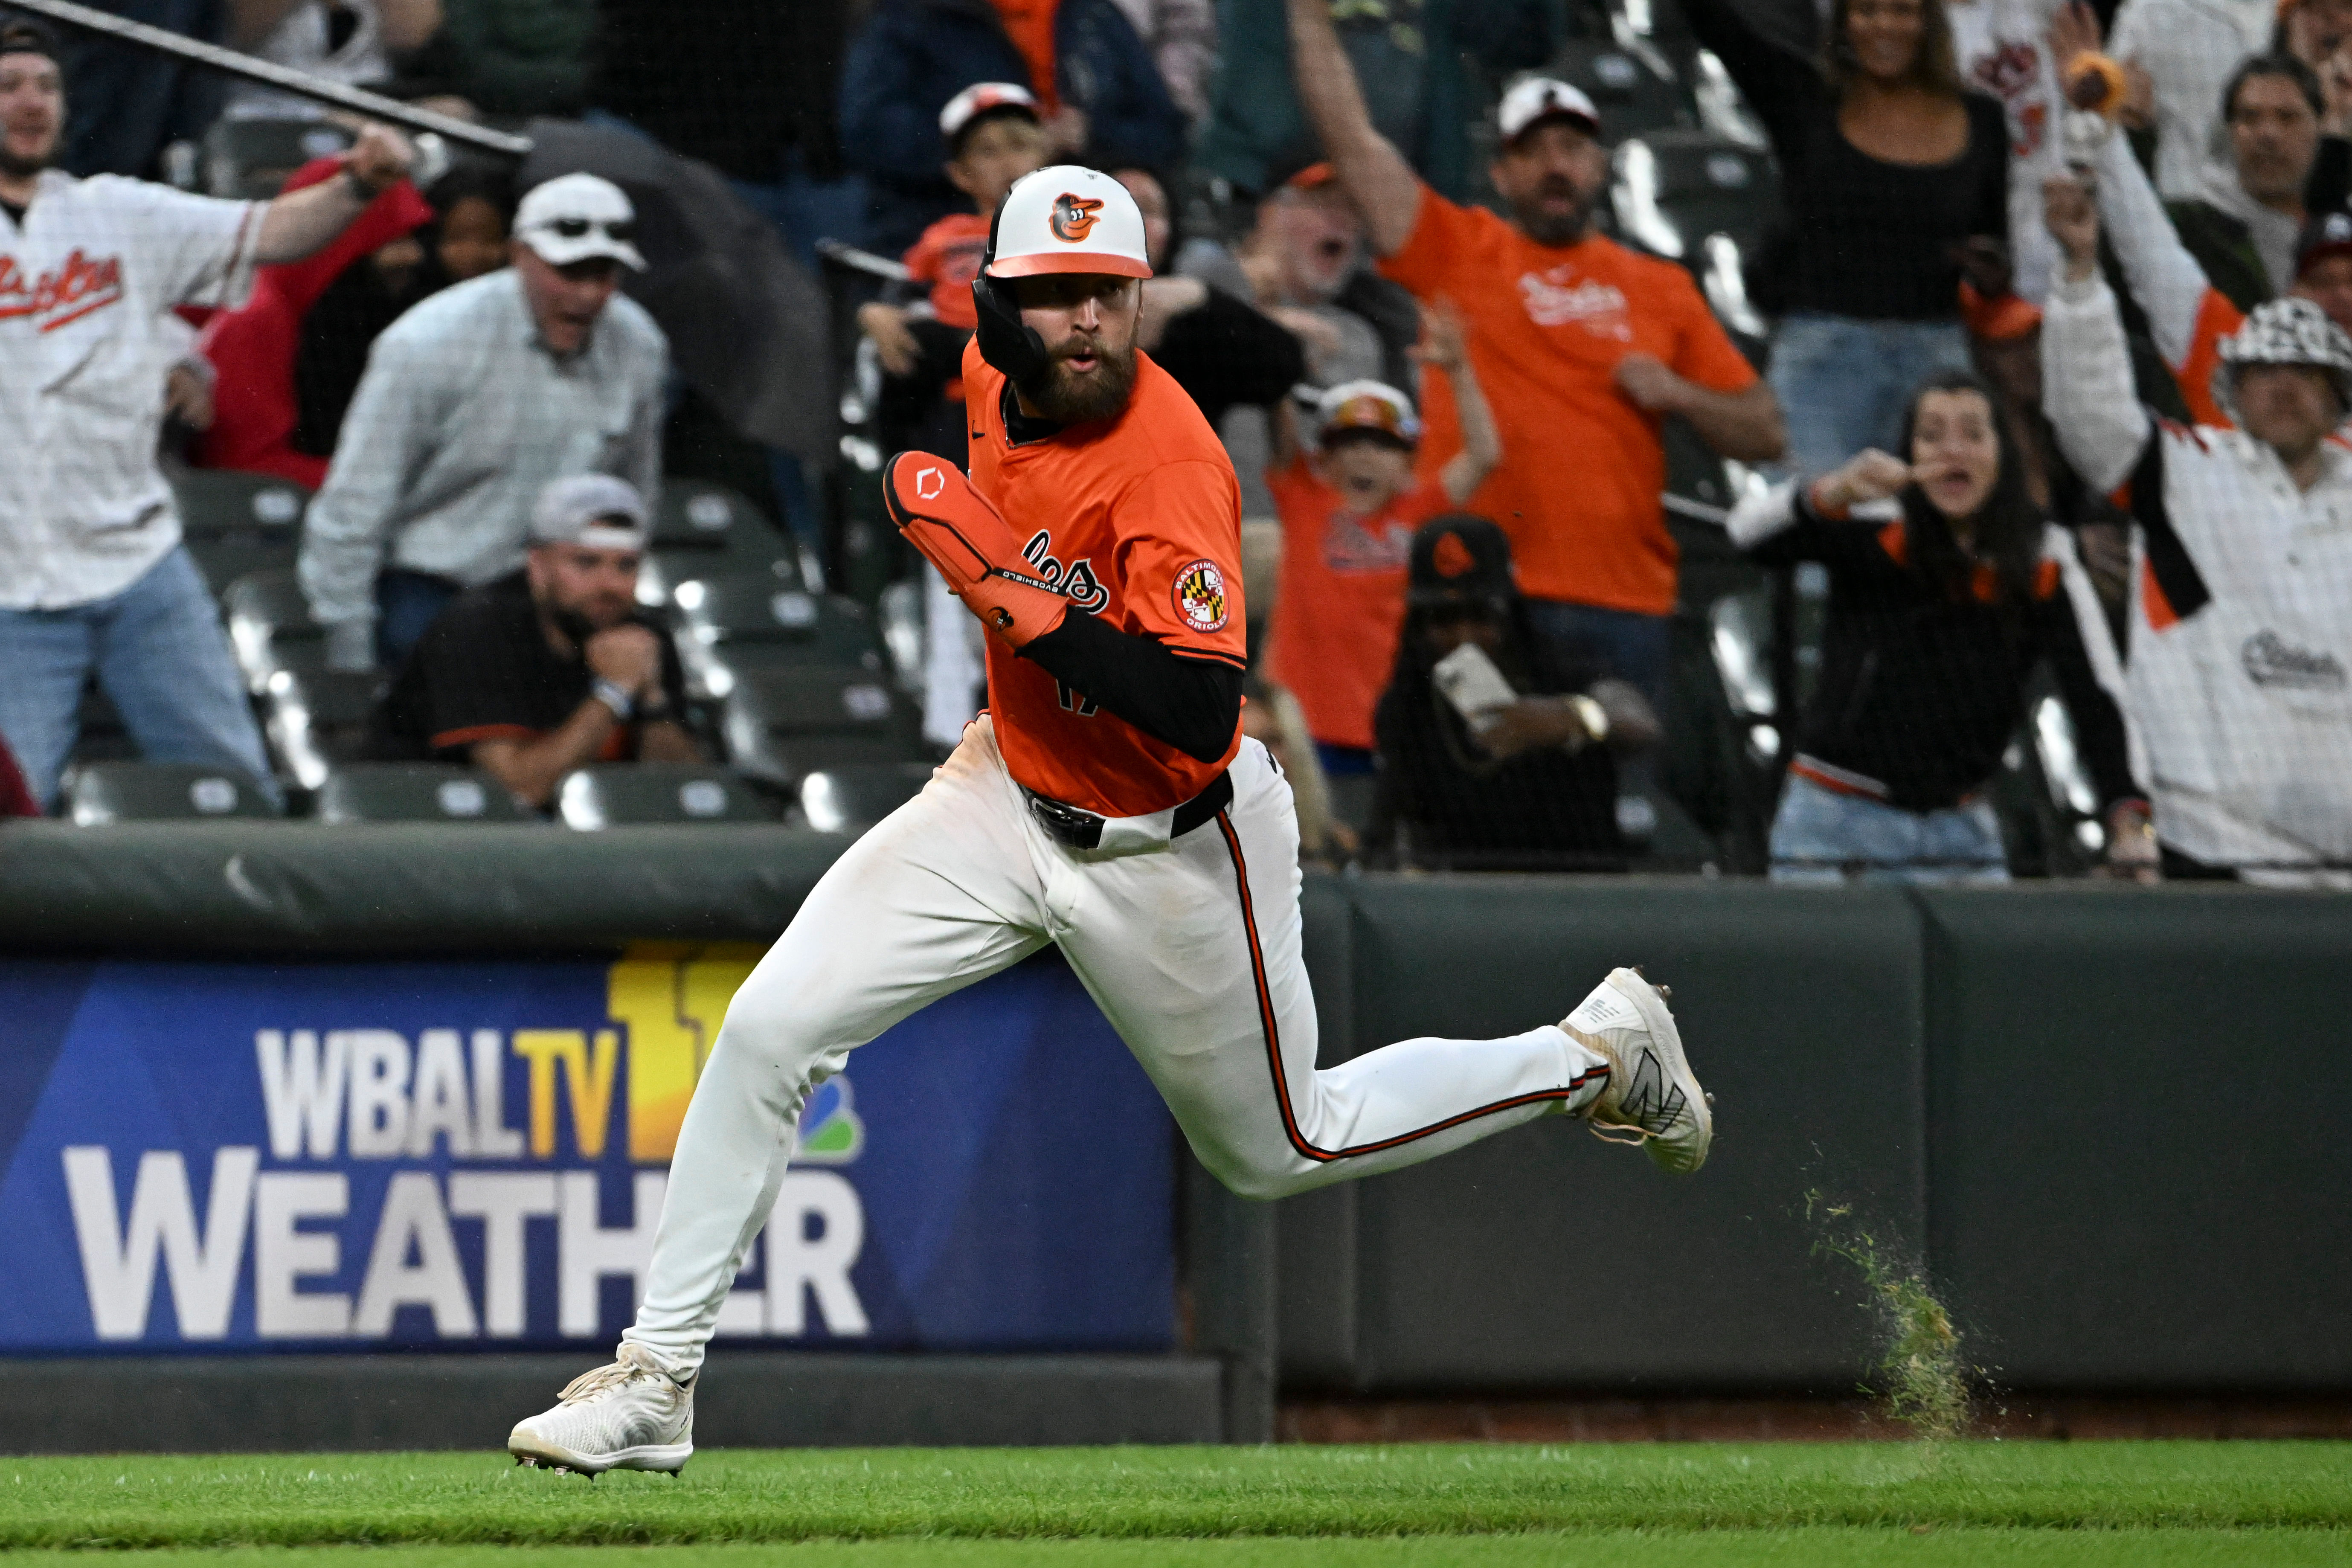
[1520,600,1671,717]
[1769,772,2008,884]
[375,569,463,670]
[0,546,278,810]
[1768,314,1975,480]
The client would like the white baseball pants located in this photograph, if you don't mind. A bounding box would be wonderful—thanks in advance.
[625,716,1606,1372]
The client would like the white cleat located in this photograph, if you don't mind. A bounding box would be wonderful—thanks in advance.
[508,1342,694,1476]
[1561,966,1713,1173]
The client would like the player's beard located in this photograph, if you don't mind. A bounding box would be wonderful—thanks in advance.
[1020,339,1139,424]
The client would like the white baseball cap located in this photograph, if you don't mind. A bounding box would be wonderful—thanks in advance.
[1316,380,1422,444]
[983,165,1153,280]
[1496,76,1603,142]
[531,473,650,550]
[515,173,647,271]
[941,81,1039,144]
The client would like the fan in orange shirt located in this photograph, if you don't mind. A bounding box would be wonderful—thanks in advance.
[1263,299,1500,771]
[1286,0,1786,715]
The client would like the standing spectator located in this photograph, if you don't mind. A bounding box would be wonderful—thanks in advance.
[425,0,595,117]
[1179,163,1420,519]
[195,155,436,487]
[1288,0,1785,714]
[2166,55,2331,308]
[1728,372,2147,882]
[1683,0,2011,479]
[300,172,667,671]
[2044,177,2352,882]
[2107,0,2277,200]
[58,0,226,180]
[0,20,415,809]
[1264,307,1499,775]
[836,0,1185,256]
[225,0,442,118]
[1106,0,1219,124]
[1202,0,1562,203]
[372,475,699,807]
[1371,516,1658,869]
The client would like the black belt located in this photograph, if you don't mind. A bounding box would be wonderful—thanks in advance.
[1024,769,1233,851]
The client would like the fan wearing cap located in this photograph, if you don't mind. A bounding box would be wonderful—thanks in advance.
[372,473,697,805]
[0,17,424,812]
[858,84,1048,392]
[2043,194,2352,881]
[2045,92,2352,430]
[302,171,669,672]
[1371,515,1661,868]
[1263,300,1500,772]
[502,164,1716,1472]
[1286,0,1782,718]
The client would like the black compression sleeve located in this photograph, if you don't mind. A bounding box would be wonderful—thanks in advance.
[1018,610,1244,764]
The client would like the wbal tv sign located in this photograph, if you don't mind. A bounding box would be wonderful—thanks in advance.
[0,949,1174,1355]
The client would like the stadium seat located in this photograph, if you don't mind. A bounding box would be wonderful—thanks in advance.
[64,761,280,824]
[1542,37,1694,142]
[201,116,352,200]
[224,569,327,689]
[636,481,812,604]
[1611,131,1780,273]
[257,665,384,790]
[313,764,530,824]
[172,470,311,539]
[796,762,933,832]
[185,534,299,597]
[721,665,925,786]
[67,681,138,767]
[554,764,777,828]
[667,574,888,700]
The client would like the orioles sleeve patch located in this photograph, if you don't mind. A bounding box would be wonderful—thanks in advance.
[1172,559,1231,634]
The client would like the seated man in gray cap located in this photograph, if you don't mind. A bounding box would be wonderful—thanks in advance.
[303,171,670,671]
[372,474,699,807]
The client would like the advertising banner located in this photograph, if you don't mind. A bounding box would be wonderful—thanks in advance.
[0,948,1174,1355]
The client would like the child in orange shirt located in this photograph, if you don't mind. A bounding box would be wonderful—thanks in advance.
[856,81,1047,410]
[1263,301,1501,772]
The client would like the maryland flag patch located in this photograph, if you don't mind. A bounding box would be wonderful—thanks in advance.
[1172,559,1230,634]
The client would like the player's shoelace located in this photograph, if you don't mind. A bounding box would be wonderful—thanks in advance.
[556,1359,657,1404]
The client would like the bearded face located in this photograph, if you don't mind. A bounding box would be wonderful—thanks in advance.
[1010,273,1144,423]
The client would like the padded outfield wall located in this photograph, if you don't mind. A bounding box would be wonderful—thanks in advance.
[0,823,2345,1449]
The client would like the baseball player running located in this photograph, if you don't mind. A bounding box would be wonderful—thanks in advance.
[508,167,1713,1475]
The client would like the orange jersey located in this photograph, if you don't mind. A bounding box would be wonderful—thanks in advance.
[1262,459,1449,750]
[1380,191,1758,616]
[964,338,1248,817]
[902,212,990,331]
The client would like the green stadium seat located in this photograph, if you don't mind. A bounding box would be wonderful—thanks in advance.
[201,117,353,200]
[668,574,888,699]
[171,470,311,539]
[223,569,327,689]
[258,665,385,789]
[636,481,807,604]
[554,764,776,828]
[313,764,530,824]
[65,761,280,824]
[720,665,923,786]
[796,762,933,831]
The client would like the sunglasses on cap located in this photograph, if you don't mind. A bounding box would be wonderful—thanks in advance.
[539,216,638,243]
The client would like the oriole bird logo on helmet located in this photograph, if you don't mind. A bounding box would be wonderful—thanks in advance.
[1050,194,1104,243]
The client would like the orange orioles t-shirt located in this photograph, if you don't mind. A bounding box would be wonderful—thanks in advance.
[964,337,1248,818]
[1262,458,1451,750]
[1379,189,1758,616]
[903,211,990,331]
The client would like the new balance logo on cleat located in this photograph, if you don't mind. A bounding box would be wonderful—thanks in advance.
[1618,1049,1689,1136]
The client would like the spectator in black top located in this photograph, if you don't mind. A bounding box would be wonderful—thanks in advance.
[1371,516,1658,870]
[373,475,699,807]
[1683,0,2009,478]
[1727,370,2152,883]
[1115,166,1307,433]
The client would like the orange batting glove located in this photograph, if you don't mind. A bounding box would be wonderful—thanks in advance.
[883,452,1070,648]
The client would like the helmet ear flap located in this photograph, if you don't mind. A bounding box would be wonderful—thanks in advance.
[972,203,1051,383]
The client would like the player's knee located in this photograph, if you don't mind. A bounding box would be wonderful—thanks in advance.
[1199,1147,1324,1202]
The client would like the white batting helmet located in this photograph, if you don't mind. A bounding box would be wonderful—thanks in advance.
[982,166,1153,280]
[2213,297,2352,422]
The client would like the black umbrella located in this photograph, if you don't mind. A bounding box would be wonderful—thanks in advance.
[520,118,835,470]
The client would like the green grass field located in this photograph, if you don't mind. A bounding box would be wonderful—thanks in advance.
[5,1443,2347,1565]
